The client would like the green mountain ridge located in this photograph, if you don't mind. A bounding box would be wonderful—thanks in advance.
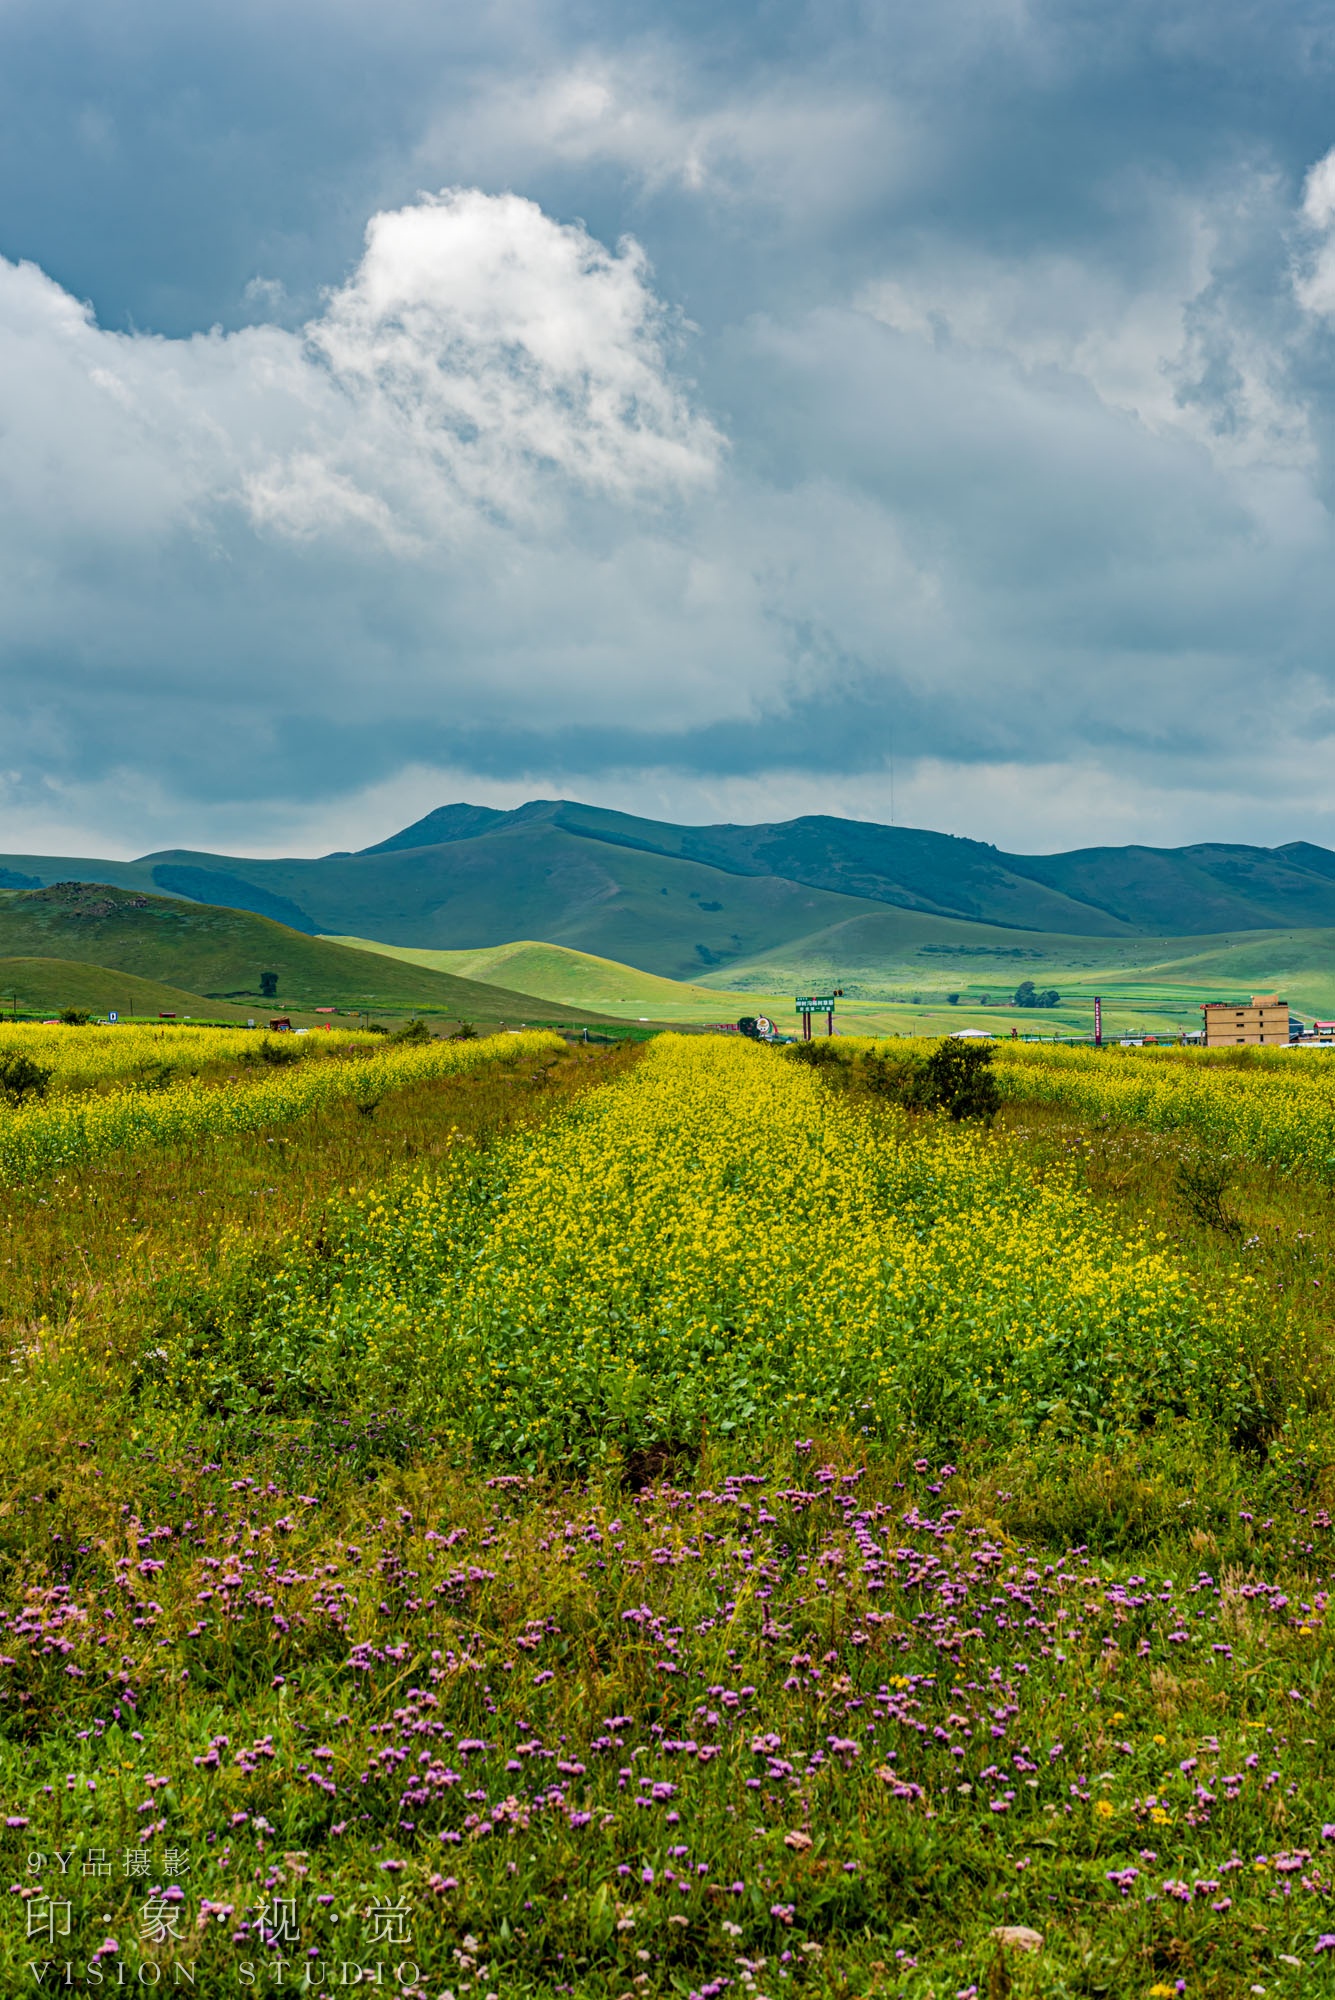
[8,800,1335,980]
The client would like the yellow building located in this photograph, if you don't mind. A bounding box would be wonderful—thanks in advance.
[1201,993,1291,1047]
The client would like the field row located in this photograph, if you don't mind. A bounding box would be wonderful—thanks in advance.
[989,1040,1335,1176]
[0,1019,383,1090]
[0,1028,564,1183]
[151,1035,1294,1468]
[3,1033,1335,1994]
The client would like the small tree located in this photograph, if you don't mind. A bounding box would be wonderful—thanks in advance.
[259,971,279,999]
[0,1050,52,1105]
[59,1007,91,1025]
[452,1019,479,1040]
[920,1037,1001,1121]
[391,1017,432,1043]
[946,992,960,1005]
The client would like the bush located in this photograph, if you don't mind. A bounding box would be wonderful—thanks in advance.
[857,1047,929,1105]
[785,1039,847,1070]
[0,1050,52,1106]
[452,1020,479,1041]
[1014,979,1060,1009]
[919,1037,1001,1121]
[1174,1148,1241,1235]
[391,1018,432,1044]
[248,1037,302,1068]
[58,1008,91,1026]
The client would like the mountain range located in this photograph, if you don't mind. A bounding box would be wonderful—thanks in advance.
[6,800,1335,980]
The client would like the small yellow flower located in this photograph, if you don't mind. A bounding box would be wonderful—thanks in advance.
[1153,1734,1166,1746]
[1150,1808,1171,1826]
[1094,1800,1115,1819]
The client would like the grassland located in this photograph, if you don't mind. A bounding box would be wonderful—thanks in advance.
[24,799,1335,956]
[329,934,762,1025]
[4,1032,1335,1993]
[336,920,1335,1042]
[0,955,256,1022]
[0,884,621,1030]
[711,915,1335,1037]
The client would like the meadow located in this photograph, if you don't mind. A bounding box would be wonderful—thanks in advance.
[336,924,1335,1042]
[2,1030,1335,1996]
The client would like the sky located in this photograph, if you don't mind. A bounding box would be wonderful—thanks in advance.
[5,0,1335,858]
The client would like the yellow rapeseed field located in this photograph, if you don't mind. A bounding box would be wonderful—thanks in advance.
[220,1035,1269,1465]
[0,1019,377,1090]
[0,1027,563,1182]
[990,1039,1335,1174]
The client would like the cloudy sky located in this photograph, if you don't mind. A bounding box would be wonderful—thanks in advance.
[5,0,1335,857]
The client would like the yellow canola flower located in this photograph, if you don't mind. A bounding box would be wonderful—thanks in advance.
[0,1028,562,1182]
[982,1035,1335,1179]
[288,1035,1253,1465]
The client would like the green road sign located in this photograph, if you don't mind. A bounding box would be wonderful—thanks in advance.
[795,995,836,1012]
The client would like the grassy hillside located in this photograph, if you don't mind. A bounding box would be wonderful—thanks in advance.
[328,936,751,1018]
[12,801,1335,990]
[0,958,254,1021]
[345,917,1335,1042]
[134,828,882,977]
[0,884,614,1027]
[357,800,1335,935]
[14,801,1335,981]
[714,915,1335,1037]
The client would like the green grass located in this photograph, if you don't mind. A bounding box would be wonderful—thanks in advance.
[711,914,1335,1038]
[334,919,1335,1042]
[328,934,774,1024]
[6,1040,1335,1993]
[0,884,620,1027]
[0,955,257,1021]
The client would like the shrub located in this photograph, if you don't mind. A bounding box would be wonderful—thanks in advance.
[58,1008,91,1026]
[1174,1148,1241,1235]
[857,1047,929,1105]
[249,1037,302,1067]
[0,1050,52,1106]
[785,1039,847,1070]
[920,1037,1001,1121]
[391,1017,433,1043]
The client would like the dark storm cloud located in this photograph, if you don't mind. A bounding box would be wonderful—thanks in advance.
[4,0,1335,851]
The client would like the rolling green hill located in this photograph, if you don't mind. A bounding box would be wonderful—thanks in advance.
[342,919,1335,1043]
[327,937,753,1018]
[13,801,1335,980]
[0,884,614,1027]
[0,958,253,1022]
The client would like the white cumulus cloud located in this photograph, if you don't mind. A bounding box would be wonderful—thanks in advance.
[0,187,720,569]
[251,188,722,541]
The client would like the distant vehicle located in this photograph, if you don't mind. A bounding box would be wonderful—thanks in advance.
[950,1028,994,1039]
